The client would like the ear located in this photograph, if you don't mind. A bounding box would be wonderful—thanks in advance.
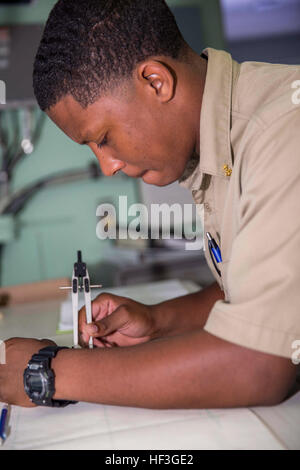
[136,60,176,103]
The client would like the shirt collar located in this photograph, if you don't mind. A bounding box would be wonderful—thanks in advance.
[179,48,237,192]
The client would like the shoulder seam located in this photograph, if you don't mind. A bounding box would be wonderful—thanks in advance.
[233,106,300,137]
[254,106,300,132]
[232,110,265,131]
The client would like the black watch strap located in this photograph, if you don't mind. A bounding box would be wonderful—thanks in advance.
[31,345,68,361]
[24,345,77,408]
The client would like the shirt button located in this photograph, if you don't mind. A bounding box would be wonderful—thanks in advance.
[204,202,212,213]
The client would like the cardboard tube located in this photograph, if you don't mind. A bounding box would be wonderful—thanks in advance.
[0,278,70,306]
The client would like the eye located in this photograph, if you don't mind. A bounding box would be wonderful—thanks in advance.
[97,134,108,150]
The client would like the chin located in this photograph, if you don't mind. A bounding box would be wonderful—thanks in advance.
[142,171,178,187]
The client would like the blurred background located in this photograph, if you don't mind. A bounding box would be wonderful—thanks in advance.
[0,0,299,296]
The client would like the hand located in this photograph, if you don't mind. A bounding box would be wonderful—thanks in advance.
[0,337,56,407]
[79,293,157,348]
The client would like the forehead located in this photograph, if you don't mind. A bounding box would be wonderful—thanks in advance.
[47,93,131,143]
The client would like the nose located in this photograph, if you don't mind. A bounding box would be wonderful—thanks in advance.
[96,153,126,177]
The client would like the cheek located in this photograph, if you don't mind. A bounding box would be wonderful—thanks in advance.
[117,119,189,173]
[123,115,164,158]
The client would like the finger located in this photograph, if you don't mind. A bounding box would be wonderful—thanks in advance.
[78,305,87,332]
[93,338,107,348]
[90,295,112,321]
[91,301,101,318]
[79,295,107,338]
[79,333,89,348]
[86,305,130,338]
[79,297,107,346]
[80,321,101,347]
[91,293,131,320]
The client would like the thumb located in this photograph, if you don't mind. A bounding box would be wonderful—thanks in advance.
[87,305,130,337]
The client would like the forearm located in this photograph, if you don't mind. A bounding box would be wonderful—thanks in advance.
[53,330,224,408]
[52,329,294,409]
[152,282,224,338]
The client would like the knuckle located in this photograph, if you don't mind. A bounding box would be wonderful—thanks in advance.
[93,292,114,305]
[5,337,17,344]
[118,304,132,318]
[120,303,130,313]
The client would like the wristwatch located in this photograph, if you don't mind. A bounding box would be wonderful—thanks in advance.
[23,345,77,407]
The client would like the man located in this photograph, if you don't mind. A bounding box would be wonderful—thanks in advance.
[0,0,299,409]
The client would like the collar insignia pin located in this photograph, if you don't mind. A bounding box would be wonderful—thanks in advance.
[223,164,232,177]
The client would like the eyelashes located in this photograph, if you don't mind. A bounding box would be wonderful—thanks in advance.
[97,134,108,150]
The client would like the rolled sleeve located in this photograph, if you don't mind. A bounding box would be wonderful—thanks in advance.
[204,110,300,358]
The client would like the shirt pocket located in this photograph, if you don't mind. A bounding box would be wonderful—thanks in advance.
[219,260,230,301]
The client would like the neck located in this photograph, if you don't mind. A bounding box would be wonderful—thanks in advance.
[174,46,207,158]
[186,48,208,156]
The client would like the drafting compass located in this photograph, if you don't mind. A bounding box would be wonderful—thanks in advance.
[60,251,102,349]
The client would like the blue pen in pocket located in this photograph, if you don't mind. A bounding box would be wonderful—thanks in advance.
[206,232,222,277]
[0,404,9,446]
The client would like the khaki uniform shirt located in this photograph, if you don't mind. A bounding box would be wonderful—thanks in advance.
[179,48,300,359]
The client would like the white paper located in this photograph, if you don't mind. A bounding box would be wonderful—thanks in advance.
[1,400,285,450]
[250,390,300,450]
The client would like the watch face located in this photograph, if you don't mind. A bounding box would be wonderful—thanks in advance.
[24,371,46,399]
[28,374,44,394]
[24,368,55,403]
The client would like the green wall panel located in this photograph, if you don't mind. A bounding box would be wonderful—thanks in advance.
[2,126,138,287]
[0,1,57,25]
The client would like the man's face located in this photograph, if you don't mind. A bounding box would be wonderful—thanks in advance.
[47,81,197,187]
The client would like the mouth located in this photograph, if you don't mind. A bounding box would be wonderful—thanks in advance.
[123,170,148,178]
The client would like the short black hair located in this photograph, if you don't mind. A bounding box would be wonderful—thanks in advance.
[33,0,186,111]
